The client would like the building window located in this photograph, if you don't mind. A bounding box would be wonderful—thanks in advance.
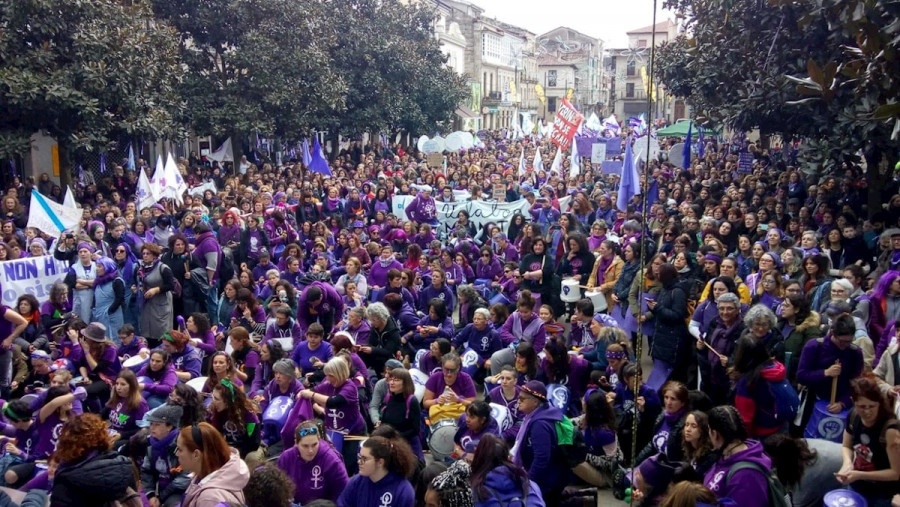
[483,72,488,93]
[626,61,635,76]
[547,70,557,87]
[626,83,635,98]
[482,32,502,62]
[638,39,647,48]
[548,96,557,112]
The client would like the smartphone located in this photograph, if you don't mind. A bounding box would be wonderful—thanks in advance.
[759,224,769,231]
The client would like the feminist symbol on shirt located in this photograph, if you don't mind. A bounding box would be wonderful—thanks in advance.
[327,408,345,430]
[310,465,323,489]
[378,492,394,507]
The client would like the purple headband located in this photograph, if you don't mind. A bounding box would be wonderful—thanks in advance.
[593,313,617,327]
[606,350,627,360]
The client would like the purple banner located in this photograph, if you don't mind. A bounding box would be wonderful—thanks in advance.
[601,160,623,174]
[576,136,597,158]
[737,152,753,173]
[606,137,622,156]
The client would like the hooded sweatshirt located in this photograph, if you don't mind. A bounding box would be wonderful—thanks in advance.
[512,403,569,497]
[337,470,415,507]
[474,466,546,507]
[182,449,249,507]
[51,450,136,507]
[278,442,348,505]
[734,361,787,437]
[704,440,772,507]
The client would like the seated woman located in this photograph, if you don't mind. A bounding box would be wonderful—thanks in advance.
[487,365,524,443]
[379,367,424,461]
[682,410,717,479]
[704,405,777,507]
[249,340,287,399]
[202,351,244,394]
[103,369,148,448]
[298,356,366,435]
[418,338,450,376]
[337,435,416,507]
[598,331,631,393]
[277,420,348,505]
[206,379,261,458]
[469,434,546,506]
[573,388,622,488]
[229,327,260,388]
[136,349,177,409]
[609,363,661,467]
[490,291,545,376]
[161,330,202,382]
[453,400,501,463]
[259,358,303,414]
[140,404,190,507]
[538,335,591,411]
[835,377,900,506]
[75,322,121,410]
[635,380,689,466]
[451,307,503,382]
[407,298,454,356]
[291,323,333,377]
[422,352,477,422]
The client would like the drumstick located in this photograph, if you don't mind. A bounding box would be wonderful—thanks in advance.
[831,376,838,405]
[700,337,727,362]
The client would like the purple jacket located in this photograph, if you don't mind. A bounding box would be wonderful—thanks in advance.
[297,282,344,333]
[513,403,569,496]
[263,219,297,247]
[218,224,241,247]
[499,312,546,352]
[315,379,365,434]
[418,284,455,312]
[452,324,503,359]
[454,412,501,453]
[337,471,415,507]
[136,363,178,398]
[190,330,217,356]
[475,257,503,280]
[405,194,437,223]
[704,440,772,507]
[368,257,403,288]
[193,231,223,283]
[411,316,454,349]
[278,443,348,505]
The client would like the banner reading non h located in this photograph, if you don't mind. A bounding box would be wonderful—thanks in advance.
[549,98,584,151]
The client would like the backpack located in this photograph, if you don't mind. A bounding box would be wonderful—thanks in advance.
[554,415,587,468]
[767,377,801,423]
[724,461,790,507]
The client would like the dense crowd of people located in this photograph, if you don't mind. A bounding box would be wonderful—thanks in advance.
[0,125,897,507]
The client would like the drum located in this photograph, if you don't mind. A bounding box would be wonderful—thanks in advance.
[823,489,867,507]
[474,278,492,287]
[272,337,293,352]
[225,340,234,355]
[185,376,207,393]
[547,384,571,412]
[122,355,149,372]
[489,403,511,433]
[137,376,151,386]
[262,396,295,426]
[489,293,510,306]
[414,348,428,367]
[410,369,429,403]
[460,349,481,378]
[561,279,581,303]
[585,290,607,313]
[327,429,344,454]
[804,400,848,442]
[428,418,458,461]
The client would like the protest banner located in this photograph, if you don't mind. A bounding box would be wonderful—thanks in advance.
[549,98,583,151]
[602,160,624,174]
[591,143,607,164]
[0,255,69,306]
[188,181,217,197]
[606,137,622,156]
[738,152,754,173]
[426,153,443,168]
[393,196,531,237]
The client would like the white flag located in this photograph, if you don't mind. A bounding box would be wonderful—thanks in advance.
[27,191,81,237]
[518,147,527,176]
[64,186,77,209]
[569,147,580,179]
[550,148,563,176]
[163,153,186,204]
[150,155,165,201]
[534,145,544,173]
[136,167,156,210]
[208,138,234,163]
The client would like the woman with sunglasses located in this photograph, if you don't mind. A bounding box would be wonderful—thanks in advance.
[277,420,348,505]
[206,379,260,458]
[337,435,416,507]
[178,422,250,507]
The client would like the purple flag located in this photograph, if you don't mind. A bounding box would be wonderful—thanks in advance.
[682,123,692,170]
[301,139,312,167]
[616,136,640,212]
[308,138,332,176]
[99,153,107,173]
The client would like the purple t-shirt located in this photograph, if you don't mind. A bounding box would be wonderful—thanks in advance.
[107,399,149,436]
[32,412,65,460]
[314,379,365,434]
[291,341,333,374]
[424,370,477,399]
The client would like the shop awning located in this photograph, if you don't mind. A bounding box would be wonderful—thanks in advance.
[455,104,479,119]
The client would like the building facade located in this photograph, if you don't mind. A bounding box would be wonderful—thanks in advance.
[535,27,605,122]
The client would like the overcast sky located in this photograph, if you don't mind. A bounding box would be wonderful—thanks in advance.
[468,0,674,48]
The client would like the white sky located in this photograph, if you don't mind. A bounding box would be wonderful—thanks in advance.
[468,0,674,48]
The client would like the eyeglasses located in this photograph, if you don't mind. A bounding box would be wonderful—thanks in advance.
[357,454,373,463]
[442,367,459,374]
[116,249,126,253]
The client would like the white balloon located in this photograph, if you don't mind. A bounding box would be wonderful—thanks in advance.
[431,135,446,153]
[444,133,463,152]
[668,143,685,168]
[417,135,430,152]
[634,134,661,162]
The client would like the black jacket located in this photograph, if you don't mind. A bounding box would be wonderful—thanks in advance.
[650,281,689,363]
[51,451,136,507]
[363,316,401,375]
[635,411,686,465]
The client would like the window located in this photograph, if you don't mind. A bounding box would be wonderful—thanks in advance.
[626,83,635,98]
[547,70,557,87]
[548,97,557,112]
[482,32,502,62]
[638,39,647,48]
[626,61,636,76]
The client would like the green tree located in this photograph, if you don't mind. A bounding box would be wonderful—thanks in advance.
[152,0,345,160]
[0,0,186,184]
[311,0,468,152]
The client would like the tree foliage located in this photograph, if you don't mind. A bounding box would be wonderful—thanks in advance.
[658,0,899,194]
[0,0,186,157]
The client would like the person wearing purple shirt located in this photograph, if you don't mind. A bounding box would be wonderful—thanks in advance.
[186,313,217,359]
[496,235,520,263]
[796,315,863,417]
[291,324,333,375]
[76,323,122,408]
[488,367,524,442]
[372,269,417,308]
[339,307,370,346]
[0,399,38,465]
[703,406,773,507]
[453,401,501,459]
[16,385,84,488]
[453,308,504,361]
[229,289,267,334]
[490,292,546,375]
[263,308,303,346]
[417,268,455,312]
[422,353,477,419]
[368,246,403,289]
[278,421,348,505]
[116,327,148,361]
[104,373,149,441]
[161,330,202,382]
[336,438,415,507]
[438,251,466,290]
[297,281,345,336]
[136,350,177,408]
[409,299,454,351]
[538,336,592,406]
[217,210,242,249]
[475,249,503,281]
[251,254,277,283]
[258,359,304,414]
[299,357,365,435]
[404,188,438,225]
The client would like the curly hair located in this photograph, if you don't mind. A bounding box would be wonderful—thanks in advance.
[243,464,295,507]
[55,413,111,464]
